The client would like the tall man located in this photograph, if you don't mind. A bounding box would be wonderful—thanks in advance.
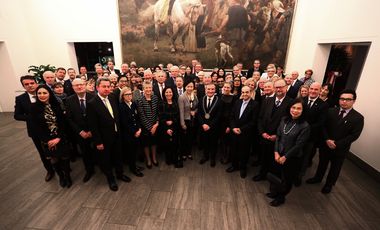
[306,89,364,194]
[64,68,77,96]
[253,79,293,181]
[87,77,131,191]
[198,84,222,167]
[226,86,259,178]
[65,79,96,183]
[14,75,54,181]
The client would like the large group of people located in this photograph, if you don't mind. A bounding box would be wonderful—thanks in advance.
[14,59,364,207]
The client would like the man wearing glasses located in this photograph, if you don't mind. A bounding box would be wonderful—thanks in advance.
[306,89,364,194]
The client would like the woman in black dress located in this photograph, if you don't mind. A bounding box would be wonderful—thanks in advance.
[267,98,310,206]
[30,85,72,188]
[119,87,144,177]
[159,87,180,167]
[137,81,159,168]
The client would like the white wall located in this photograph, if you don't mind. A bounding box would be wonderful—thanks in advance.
[1,0,379,171]
[286,0,380,171]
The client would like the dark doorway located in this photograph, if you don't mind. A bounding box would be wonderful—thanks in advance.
[323,43,370,102]
[74,42,115,73]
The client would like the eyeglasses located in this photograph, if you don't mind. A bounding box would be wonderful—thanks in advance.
[123,93,132,96]
[275,85,286,89]
[339,97,354,102]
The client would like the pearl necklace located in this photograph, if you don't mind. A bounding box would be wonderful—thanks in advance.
[283,121,297,135]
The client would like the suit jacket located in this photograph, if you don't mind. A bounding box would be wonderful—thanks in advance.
[287,80,303,99]
[230,99,259,139]
[197,95,222,131]
[258,96,293,141]
[87,94,121,145]
[322,107,364,153]
[112,87,122,104]
[14,92,37,137]
[63,79,75,97]
[107,68,121,76]
[65,93,94,136]
[247,67,264,78]
[165,76,175,88]
[153,82,165,102]
[119,101,141,140]
[302,97,328,141]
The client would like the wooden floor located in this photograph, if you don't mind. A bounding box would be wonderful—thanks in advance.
[0,112,379,230]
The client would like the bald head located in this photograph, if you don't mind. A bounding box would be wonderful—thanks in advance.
[309,82,322,99]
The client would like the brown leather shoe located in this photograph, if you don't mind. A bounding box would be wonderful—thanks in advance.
[45,171,55,182]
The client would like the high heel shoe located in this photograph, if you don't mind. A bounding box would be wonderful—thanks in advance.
[153,161,159,167]
[146,162,152,169]
[187,155,193,160]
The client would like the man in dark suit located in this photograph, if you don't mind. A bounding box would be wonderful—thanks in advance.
[253,79,293,181]
[306,89,364,194]
[198,84,222,167]
[63,68,77,97]
[247,59,264,78]
[295,82,328,186]
[286,71,303,99]
[112,75,129,104]
[173,76,185,101]
[226,86,259,178]
[14,75,55,181]
[87,77,131,191]
[65,79,96,183]
[165,65,179,88]
[106,60,121,76]
[153,70,167,102]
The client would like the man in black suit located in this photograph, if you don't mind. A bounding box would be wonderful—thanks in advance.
[295,82,328,186]
[165,65,179,88]
[106,60,121,76]
[14,75,55,181]
[87,77,131,191]
[198,84,222,167]
[253,79,293,181]
[112,75,129,103]
[306,89,364,194]
[226,86,259,178]
[173,76,185,101]
[286,71,303,99]
[63,68,77,97]
[153,70,167,102]
[65,79,96,183]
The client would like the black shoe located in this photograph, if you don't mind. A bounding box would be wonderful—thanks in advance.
[240,170,247,178]
[117,174,132,182]
[108,180,118,191]
[153,161,159,167]
[266,192,278,199]
[136,165,145,171]
[294,177,302,187]
[132,171,144,177]
[45,171,55,182]
[182,156,187,161]
[65,175,72,188]
[321,185,332,194]
[83,172,94,183]
[146,162,152,169]
[226,166,237,173]
[58,174,67,188]
[270,198,285,207]
[252,174,266,182]
[187,155,193,160]
[199,158,209,165]
[306,177,322,184]
[210,159,216,167]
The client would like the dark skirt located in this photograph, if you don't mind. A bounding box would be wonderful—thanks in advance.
[41,138,71,158]
[141,129,157,147]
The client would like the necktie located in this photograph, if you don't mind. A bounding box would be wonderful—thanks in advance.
[308,100,313,108]
[275,100,281,107]
[179,89,182,95]
[338,110,346,119]
[103,99,114,118]
[207,98,212,108]
[79,99,86,114]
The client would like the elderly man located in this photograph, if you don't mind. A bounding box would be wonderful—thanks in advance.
[198,84,222,167]
[65,79,96,182]
[165,65,180,87]
[306,89,364,194]
[87,77,131,191]
[14,75,55,181]
[43,71,56,89]
[226,86,259,178]
[287,71,303,99]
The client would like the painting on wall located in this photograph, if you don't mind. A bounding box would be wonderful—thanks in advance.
[118,0,296,69]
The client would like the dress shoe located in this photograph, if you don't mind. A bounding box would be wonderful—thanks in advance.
[199,158,209,165]
[187,155,193,160]
[270,198,285,207]
[226,166,237,173]
[108,180,119,191]
[58,173,67,188]
[306,177,322,184]
[240,170,247,178]
[45,171,55,182]
[321,185,332,194]
[182,155,187,161]
[266,192,278,199]
[83,172,94,183]
[117,174,132,182]
[252,174,266,182]
[146,162,152,169]
[136,165,145,171]
[132,170,144,177]
[210,159,216,167]
[153,161,159,167]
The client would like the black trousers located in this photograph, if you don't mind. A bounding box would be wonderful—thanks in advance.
[299,141,316,177]
[200,129,218,160]
[314,145,346,186]
[259,140,275,176]
[31,136,54,173]
[180,120,196,156]
[231,134,251,170]
[77,137,95,174]
[123,136,140,172]
[96,135,124,179]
